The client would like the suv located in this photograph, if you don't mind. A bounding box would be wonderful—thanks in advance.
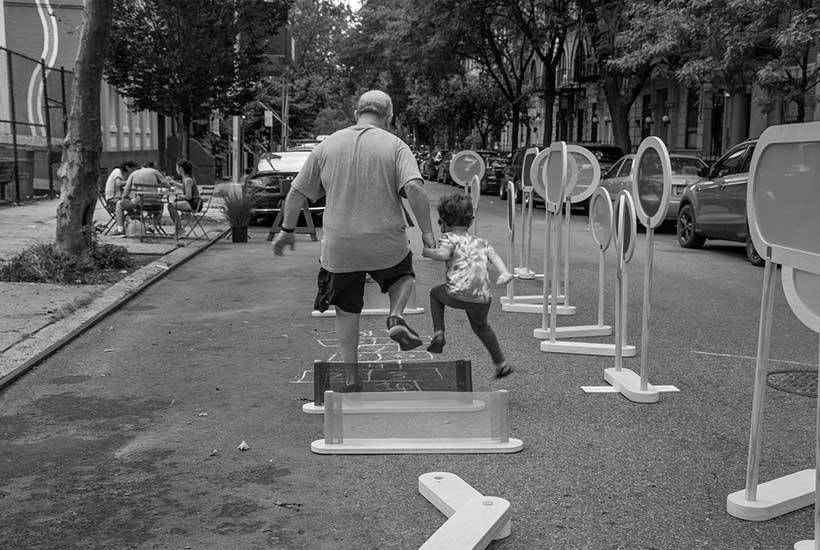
[676,139,763,265]
[499,147,529,202]
[248,150,324,226]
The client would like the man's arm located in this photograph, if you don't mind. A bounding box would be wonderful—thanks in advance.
[280,186,309,230]
[402,179,435,248]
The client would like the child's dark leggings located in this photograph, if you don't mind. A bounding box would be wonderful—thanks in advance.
[429,284,505,365]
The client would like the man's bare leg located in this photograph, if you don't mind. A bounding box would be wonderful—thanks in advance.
[386,275,422,350]
[335,309,361,387]
[387,275,415,316]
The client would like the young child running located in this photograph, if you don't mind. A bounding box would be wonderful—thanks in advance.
[422,193,515,378]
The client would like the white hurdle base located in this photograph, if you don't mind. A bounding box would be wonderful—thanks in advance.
[603,367,660,403]
[311,437,523,454]
[419,472,510,540]
[726,469,815,521]
[533,324,613,339]
[541,341,636,357]
[500,302,576,315]
[313,305,424,317]
[302,398,486,415]
[500,294,562,304]
[513,268,543,280]
[795,540,816,549]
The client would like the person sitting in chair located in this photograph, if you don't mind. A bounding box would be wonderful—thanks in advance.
[104,160,138,211]
[166,159,201,236]
[114,165,168,235]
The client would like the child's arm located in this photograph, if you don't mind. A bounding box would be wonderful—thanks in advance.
[422,242,454,261]
[487,248,513,285]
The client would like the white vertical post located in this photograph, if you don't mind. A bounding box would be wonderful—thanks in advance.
[231,116,241,183]
[563,199,571,305]
[540,209,552,331]
[744,259,777,500]
[549,211,561,343]
[597,248,606,327]
[639,228,655,391]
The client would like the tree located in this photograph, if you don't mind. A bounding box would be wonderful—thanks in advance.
[508,0,572,147]
[575,0,652,154]
[105,0,290,158]
[755,1,819,122]
[55,0,113,258]
[420,0,536,149]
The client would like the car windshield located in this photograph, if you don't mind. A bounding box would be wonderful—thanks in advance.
[587,147,623,164]
[257,151,310,172]
[670,156,706,175]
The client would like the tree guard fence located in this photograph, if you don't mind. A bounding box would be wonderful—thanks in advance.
[0,45,72,202]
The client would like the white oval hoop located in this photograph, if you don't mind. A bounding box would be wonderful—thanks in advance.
[631,136,672,229]
[566,145,602,205]
[449,150,486,188]
[589,187,613,251]
[614,189,637,263]
[782,266,820,332]
[543,141,568,214]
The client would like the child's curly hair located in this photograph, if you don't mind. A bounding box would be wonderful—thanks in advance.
[437,193,474,228]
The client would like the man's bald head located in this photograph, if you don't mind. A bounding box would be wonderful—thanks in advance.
[355,90,393,127]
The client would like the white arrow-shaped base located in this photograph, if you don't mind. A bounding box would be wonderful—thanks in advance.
[418,472,511,549]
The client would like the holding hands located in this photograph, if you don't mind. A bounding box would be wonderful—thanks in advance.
[496,271,513,286]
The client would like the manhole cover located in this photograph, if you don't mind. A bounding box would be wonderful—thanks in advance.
[766,370,817,398]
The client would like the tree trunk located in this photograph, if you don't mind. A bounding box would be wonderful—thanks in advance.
[510,107,520,149]
[55,0,113,258]
[603,76,632,155]
[540,69,556,148]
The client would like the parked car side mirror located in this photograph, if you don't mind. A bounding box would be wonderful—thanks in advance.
[697,166,709,178]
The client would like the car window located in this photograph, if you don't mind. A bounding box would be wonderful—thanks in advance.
[512,149,526,165]
[712,145,747,178]
[257,152,310,172]
[670,157,707,175]
[739,143,756,173]
[604,159,622,180]
[617,158,633,178]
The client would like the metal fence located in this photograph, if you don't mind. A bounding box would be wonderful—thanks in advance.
[0,45,72,202]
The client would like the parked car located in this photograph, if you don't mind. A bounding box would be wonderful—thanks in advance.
[248,150,324,226]
[600,153,707,221]
[676,139,763,265]
[500,144,624,208]
[499,147,528,202]
[474,149,508,195]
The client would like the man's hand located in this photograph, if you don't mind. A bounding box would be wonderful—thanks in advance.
[421,231,436,249]
[272,231,295,255]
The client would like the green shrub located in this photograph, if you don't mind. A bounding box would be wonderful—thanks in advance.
[0,241,134,284]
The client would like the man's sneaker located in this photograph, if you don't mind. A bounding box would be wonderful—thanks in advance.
[387,315,423,351]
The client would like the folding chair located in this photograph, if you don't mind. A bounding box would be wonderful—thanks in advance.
[96,191,118,234]
[180,184,214,240]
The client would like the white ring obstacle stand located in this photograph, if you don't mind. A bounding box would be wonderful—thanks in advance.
[533,145,618,346]
[724,123,820,550]
[512,147,541,280]
[449,150,484,236]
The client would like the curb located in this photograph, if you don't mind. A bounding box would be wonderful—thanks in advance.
[0,228,230,392]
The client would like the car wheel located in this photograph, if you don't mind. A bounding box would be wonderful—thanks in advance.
[746,232,765,267]
[677,203,706,248]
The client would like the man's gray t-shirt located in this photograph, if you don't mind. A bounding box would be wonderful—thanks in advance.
[290,124,422,272]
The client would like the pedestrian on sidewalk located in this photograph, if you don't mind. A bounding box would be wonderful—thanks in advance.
[272,90,436,390]
[113,166,167,236]
[422,193,515,378]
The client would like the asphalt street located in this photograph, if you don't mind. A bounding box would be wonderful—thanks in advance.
[0,181,816,549]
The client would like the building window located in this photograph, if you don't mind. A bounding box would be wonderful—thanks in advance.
[685,87,699,149]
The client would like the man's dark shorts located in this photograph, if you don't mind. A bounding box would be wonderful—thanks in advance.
[315,252,415,314]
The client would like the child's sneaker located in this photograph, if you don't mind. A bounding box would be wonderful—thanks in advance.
[427,332,446,354]
[386,315,423,351]
[494,362,514,379]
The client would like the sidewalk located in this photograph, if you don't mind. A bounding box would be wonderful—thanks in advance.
[0,195,229,388]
